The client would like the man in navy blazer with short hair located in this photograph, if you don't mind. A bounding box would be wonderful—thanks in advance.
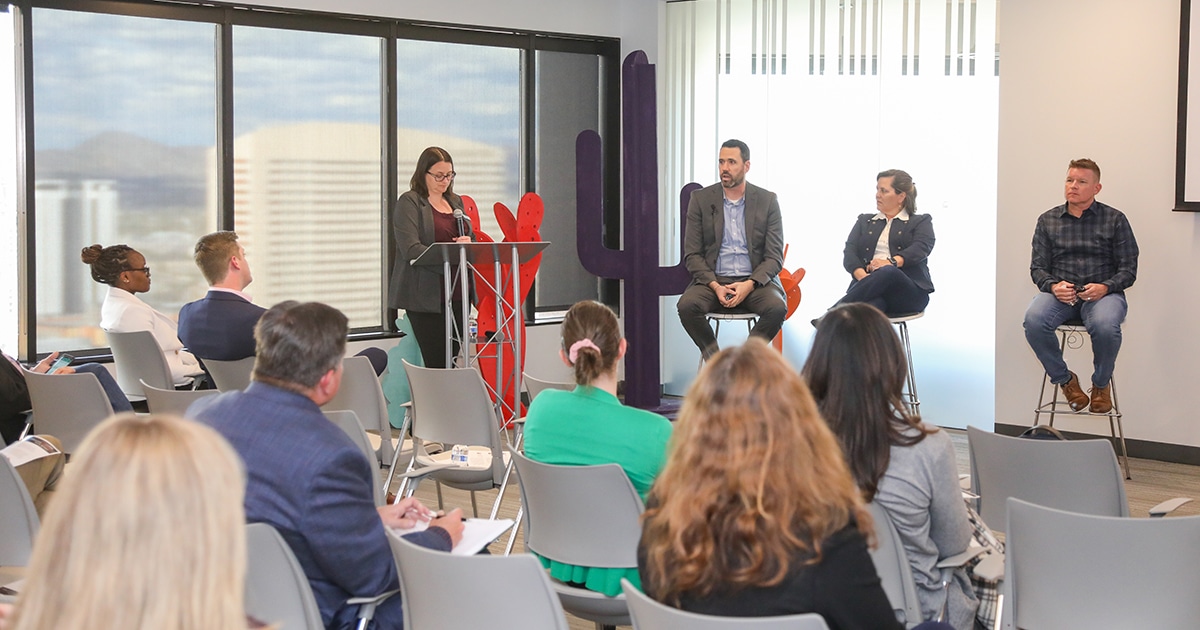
[189,300,464,630]
[178,231,265,362]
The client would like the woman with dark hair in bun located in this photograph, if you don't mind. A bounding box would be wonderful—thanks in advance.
[81,243,199,385]
[826,169,935,318]
[522,300,672,596]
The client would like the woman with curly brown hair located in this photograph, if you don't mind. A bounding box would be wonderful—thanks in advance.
[637,338,902,629]
[81,243,199,385]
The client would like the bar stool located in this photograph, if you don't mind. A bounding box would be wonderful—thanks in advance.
[889,312,923,415]
[1033,319,1130,479]
[698,310,759,368]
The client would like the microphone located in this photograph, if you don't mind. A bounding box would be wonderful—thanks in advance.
[452,207,466,238]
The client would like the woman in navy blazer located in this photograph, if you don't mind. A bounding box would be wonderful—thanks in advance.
[830,169,934,317]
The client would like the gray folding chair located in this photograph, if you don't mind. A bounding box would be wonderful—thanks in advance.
[621,579,830,629]
[107,329,195,399]
[0,455,39,593]
[204,356,255,391]
[400,361,513,520]
[245,522,395,630]
[510,450,643,630]
[1002,498,1200,629]
[865,501,983,628]
[523,372,573,401]
[22,368,114,455]
[323,356,400,493]
[323,410,450,508]
[966,426,1189,529]
[141,379,218,416]
[388,531,569,630]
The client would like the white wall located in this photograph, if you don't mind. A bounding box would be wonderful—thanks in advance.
[997,0,1200,448]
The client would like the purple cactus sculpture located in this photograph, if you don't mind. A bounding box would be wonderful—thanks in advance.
[576,50,694,409]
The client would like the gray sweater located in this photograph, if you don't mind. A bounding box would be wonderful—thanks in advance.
[875,428,979,629]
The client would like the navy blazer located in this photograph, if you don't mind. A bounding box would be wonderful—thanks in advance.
[178,291,266,361]
[683,182,785,289]
[189,383,450,630]
[842,213,935,293]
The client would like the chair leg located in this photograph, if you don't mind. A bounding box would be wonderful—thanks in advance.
[470,490,479,518]
[503,505,522,556]
[381,409,411,498]
[436,481,444,510]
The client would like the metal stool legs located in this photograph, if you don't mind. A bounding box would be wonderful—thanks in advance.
[698,312,759,369]
[888,313,924,415]
[1033,325,1130,479]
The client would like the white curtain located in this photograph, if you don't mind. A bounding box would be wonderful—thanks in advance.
[661,0,998,430]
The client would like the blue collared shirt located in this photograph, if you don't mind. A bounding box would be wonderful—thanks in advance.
[715,194,752,277]
[1030,201,1138,293]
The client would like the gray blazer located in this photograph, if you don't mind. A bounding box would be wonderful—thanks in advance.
[387,189,474,313]
[682,182,785,289]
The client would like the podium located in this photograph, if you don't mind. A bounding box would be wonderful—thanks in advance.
[411,241,549,427]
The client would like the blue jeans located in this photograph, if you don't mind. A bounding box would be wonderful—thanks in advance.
[74,363,134,413]
[1022,292,1127,387]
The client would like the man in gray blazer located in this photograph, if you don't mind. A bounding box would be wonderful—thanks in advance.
[677,139,786,359]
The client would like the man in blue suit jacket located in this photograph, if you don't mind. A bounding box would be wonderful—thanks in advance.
[188,300,464,630]
[178,231,265,362]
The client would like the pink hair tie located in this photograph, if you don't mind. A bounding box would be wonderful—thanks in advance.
[568,339,601,364]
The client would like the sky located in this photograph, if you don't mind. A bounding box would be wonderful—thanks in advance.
[31,8,521,151]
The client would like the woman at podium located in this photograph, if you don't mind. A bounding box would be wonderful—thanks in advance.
[388,146,475,368]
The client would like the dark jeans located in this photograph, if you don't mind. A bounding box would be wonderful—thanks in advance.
[833,265,930,316]
[676,279,786,358]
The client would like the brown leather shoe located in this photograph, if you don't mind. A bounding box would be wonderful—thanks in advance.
[1090,382,1113,414]
[1061,372,1089,411]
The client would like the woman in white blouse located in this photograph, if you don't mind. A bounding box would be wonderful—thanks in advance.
[81,243,199,385]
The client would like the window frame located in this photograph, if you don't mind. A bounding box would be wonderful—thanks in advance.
[10,0,619,361]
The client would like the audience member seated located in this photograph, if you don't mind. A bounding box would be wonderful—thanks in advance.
[823,169,934,319]
[1,351,133,445]
[178,231,388,376]
[178,230,265,362]
[803,303,978,629]
[81,243,200,385]
[1,414,257,629]
[639,338,902,628]
[523,300,672,596]
[0,434,64,517]
[187,300,463,630]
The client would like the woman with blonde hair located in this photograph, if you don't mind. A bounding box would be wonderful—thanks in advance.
[523,300,672,596]
[637,338,904,628]
[3,413,255,629]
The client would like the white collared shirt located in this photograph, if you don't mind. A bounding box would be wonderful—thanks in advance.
[208,286,254,303]
[872,209,910,260]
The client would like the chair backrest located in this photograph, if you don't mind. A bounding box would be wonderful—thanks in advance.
[323,410,385,506]
[864,501,923,627]
[106,329,173,398]
[141,380,218,416]
[1004,498,1200,629]
[323,356,393,465]
[389,531,569,630]
[523,372,573,403]
[621,579,830,630]
[510,450,643,568]
[967,425,1128,528]
[204,356,255,392]
[0,455,39,567]
[244,522,324,630]
[23,368,115,454]
[402,361,506,482]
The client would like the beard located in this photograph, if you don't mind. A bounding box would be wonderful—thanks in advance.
[721,172,744,188]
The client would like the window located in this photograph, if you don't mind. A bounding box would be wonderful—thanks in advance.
[31,8,216,353]
[9,1,617,359]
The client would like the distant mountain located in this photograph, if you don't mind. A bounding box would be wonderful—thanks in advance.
[36,131,208,181]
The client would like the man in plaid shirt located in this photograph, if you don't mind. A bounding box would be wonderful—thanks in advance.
[1023,158,1138,414]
